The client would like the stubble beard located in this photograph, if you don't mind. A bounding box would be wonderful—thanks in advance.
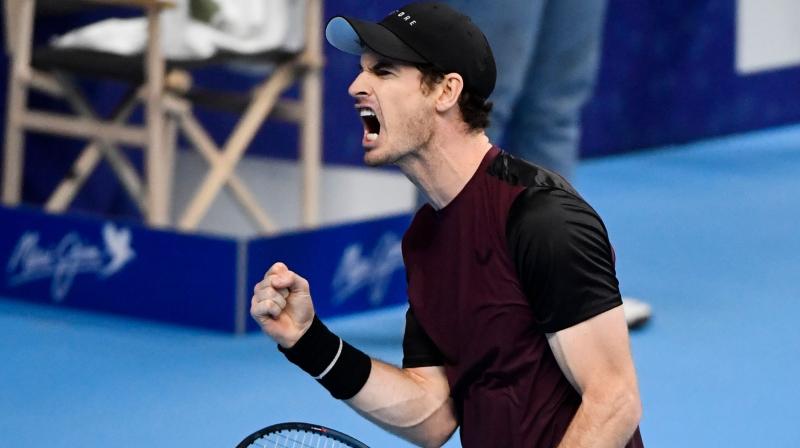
[364,107,434,168]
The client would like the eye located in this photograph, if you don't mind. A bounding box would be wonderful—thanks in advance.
[370,61,397,77]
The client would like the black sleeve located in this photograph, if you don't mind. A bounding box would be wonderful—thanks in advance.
[506,187,623,333]
[402,306,445,368]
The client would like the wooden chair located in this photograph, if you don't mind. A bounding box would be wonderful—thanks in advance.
[2,0,322,233]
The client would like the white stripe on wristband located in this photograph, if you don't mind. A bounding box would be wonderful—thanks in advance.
[313,337,343,380]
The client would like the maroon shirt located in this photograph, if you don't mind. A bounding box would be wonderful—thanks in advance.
[402,147,643,447]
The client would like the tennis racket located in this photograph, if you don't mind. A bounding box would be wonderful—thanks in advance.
[236,422,370,448]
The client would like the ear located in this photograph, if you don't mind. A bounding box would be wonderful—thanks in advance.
[434,73,464,113]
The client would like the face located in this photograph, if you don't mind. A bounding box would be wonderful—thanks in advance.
[348,52,437,167]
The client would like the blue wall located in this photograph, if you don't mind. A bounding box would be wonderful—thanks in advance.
[582,0,800,157]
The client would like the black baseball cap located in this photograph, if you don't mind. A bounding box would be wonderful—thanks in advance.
[325,2,496,99]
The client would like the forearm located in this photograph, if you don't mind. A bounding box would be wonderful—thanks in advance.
[557,389,641,448]
[278,317,456,447]
[348,361,458,447]
[547,307,643,447]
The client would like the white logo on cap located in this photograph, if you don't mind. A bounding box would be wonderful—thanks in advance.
[392,10,417,27]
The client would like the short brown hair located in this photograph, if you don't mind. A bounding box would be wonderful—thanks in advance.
[417,64,493,132]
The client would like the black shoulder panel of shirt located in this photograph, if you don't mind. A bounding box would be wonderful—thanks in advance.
[494,151,623,333]
[486,149,579,196]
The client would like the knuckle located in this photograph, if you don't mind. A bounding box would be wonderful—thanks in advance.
[271,262,286,273]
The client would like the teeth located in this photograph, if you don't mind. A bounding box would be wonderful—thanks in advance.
[359,109,376,117]
[366,133,378,142]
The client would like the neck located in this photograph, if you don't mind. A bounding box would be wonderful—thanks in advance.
[397,126,492,210]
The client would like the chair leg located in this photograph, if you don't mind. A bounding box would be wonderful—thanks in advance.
[2,0,35,206]
[177,63,296,231]
[45,87,143,212]
[300,67,322,229]
[45,147,102,212]
[299,0,324,228]
[178,110,278,233]
[144,3,169,227]
[2,75,28,206]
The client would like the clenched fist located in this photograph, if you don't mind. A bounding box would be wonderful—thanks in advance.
[250,262,315,348]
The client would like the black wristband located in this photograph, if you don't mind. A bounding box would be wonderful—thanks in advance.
[279,316,372,400]
[279,316,340,377]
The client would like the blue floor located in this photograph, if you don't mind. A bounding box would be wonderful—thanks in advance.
[2,125,800,447]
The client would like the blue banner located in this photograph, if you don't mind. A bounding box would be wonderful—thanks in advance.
[0,206,241,332]
[246,213,413,332]
[1,205,415,333]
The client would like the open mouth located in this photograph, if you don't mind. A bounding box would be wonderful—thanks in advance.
[359,108,381,142]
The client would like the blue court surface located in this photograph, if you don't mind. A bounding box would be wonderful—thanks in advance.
[2,125,799,447]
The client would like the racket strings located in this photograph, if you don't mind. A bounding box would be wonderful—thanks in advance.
[247,429,350,448]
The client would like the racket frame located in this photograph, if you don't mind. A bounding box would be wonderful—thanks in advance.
[236,421,370,448]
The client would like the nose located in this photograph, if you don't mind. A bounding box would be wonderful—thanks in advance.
[348,71,369,99]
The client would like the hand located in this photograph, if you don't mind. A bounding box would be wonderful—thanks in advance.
[250,262,315,348]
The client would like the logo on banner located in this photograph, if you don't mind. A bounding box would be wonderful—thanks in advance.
[6,223,136,302]
[331,232,404,306]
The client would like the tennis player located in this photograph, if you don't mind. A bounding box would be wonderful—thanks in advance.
[251,2,644,447]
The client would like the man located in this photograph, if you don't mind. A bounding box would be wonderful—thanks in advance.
[251,3,644,447]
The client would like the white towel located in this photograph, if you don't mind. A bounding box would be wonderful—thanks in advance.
[51,0,306,60]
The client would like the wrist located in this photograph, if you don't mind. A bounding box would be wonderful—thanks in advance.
[278,316,372,399]
[278,316,340,376]
[275,316,315,349]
